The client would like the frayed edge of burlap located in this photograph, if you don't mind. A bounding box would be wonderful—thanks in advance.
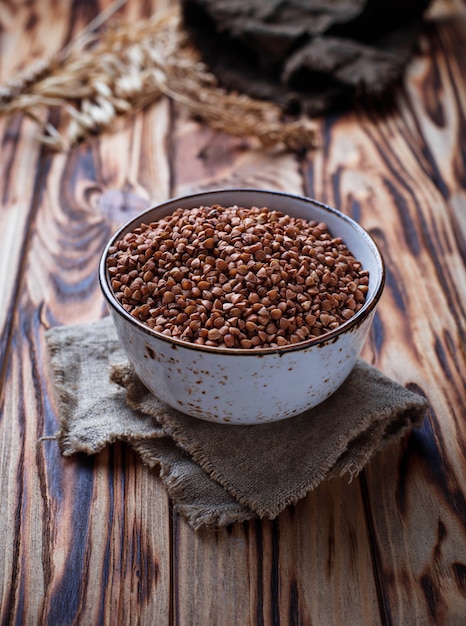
[110,362,429,520]
[145,395,429,519]
[111,364,147,400]
[153,417,324,518]
[45,330,164,456]
[130,437,255,529]
[162,468,255,530]
[44,332,92,456]
[173,503,255,531]
[332,405,428,483]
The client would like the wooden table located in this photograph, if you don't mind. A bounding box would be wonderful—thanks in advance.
[1,1,465,623]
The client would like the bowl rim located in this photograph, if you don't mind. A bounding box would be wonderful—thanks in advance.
[99,188,385,355]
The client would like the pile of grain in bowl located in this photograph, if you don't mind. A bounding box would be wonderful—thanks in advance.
[106,204,369,349]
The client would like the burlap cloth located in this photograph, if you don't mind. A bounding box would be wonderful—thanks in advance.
[182,0,432,115]
[45,317,428,530]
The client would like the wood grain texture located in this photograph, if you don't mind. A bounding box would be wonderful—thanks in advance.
[300,4,466,623]
[1,0,465,624]
[366,11,466,622]
[0,1,173,624]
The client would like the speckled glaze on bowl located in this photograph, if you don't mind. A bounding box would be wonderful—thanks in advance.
[99,189,385,424]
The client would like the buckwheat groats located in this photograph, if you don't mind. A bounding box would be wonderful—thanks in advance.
[106,204,369,349]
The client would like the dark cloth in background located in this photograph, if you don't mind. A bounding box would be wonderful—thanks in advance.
[181,0,432,115]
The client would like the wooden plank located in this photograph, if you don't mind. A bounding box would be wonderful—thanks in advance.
[170,108,382,625]
[271,479,381,625]
[2,115,174,622]
[0,2,71,615]
[1,312,170,621]
[0,0,70,77]
[0,0,75,371]
[173,454,381,625]
[403,6,466,253]
[365,9,466,624]
[0,1,174,622]
[300,4,466,622]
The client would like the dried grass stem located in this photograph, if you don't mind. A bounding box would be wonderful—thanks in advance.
[0,5,316,151]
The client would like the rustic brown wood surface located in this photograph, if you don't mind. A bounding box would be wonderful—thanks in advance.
[0,0,465,624]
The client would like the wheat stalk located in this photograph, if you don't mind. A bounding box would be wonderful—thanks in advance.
[0,3,317,151]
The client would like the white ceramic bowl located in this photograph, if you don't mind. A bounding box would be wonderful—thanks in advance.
[99,189,385,424]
